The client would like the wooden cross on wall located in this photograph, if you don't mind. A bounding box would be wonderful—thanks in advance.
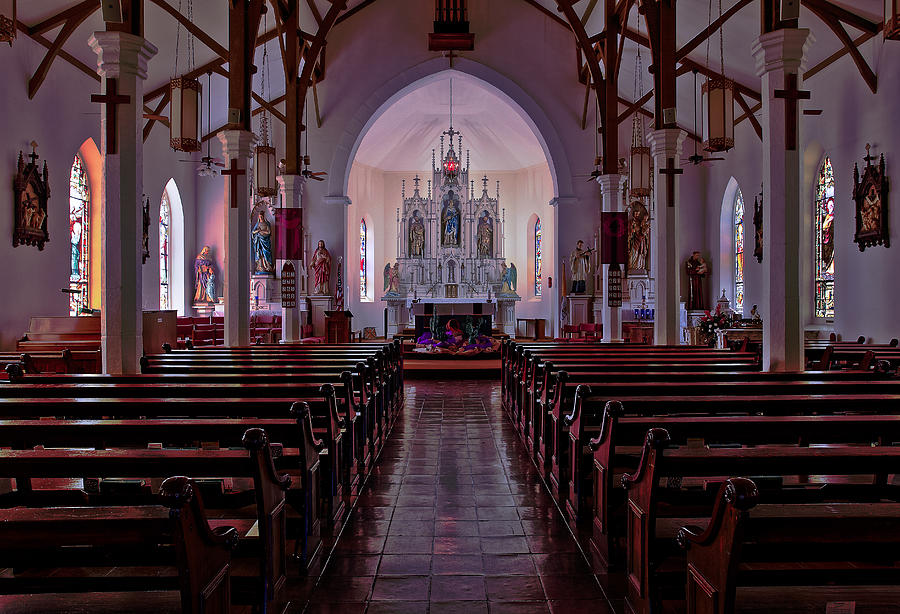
[774,73,810,151]
[221,159,246,208]
[91,79,131,155]
[659,158,683,208]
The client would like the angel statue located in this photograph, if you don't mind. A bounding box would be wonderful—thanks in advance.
[383,262,400,295]
[500,262,518,294]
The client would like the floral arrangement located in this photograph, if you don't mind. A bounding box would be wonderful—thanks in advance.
[697,304,733,344]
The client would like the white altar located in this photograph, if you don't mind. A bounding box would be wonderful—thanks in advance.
[382,118,519,335]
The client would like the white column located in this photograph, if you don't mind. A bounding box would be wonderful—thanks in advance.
[648,128,687,346]
[89,32,157,374]
[752,29,813,371]
[597,174,627,342]
[218,130,257,347]
[278,174,305,342]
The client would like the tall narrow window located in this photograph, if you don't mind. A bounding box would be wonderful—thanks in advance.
[815,157,836,318]
[359,218,367,299]
[534,217,542,296]
[733,188,744,313]
[159,192,171,310]
[69,155,90,316]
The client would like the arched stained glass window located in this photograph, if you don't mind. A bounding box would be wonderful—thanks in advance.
[733,188,744,313]
[815,157,836,318]
[360,218,367,299]
[159,192,171,310]
[69,155,90,316]
[534,217,542,297]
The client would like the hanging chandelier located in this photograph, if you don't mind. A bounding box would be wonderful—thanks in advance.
[254,15,277,197]
[629,19,652,200]
[0,0,16,46]
[170,0,201,153]
[701,0,735,153]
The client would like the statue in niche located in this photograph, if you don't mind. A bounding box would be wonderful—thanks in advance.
[685,251,708,311]
[251,209,275,275]
[500,262,518,294]
[310,239,332,295]
[383,262,400,295]
[627,201,650,273]
[440,190,461,247]
[569,240,592,294]
[194,246,217,304]
[408,209,425,257]
[477,210,493,258]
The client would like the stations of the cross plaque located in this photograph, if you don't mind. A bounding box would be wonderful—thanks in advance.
[221,159,246,208]
[774,73,810,152]
[91,79,131,155]
[659,157,683,208]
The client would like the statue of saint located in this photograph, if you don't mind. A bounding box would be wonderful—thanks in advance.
[685,251,709,310]
[500,262,517,294]
[627,202,650,273]
[408,210,425,257]
[569,240,592,294]
[251,210,275,274]
[383,262,400,294]
[193,246,217,303]
[309,240,332,295]
[441,190,461,247]
[476,210,493,258]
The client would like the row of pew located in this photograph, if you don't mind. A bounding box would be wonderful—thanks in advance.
[0,341,403,613]
[500,339,900,614]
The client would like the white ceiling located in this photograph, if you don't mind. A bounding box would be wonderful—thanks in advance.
[16,1,888,145]
[352,73,548,172]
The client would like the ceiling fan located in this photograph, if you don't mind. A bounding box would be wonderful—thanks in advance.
[178,71,224,177]
[683,69,725,166]
[575,99,604,182]
[300,99,327,181]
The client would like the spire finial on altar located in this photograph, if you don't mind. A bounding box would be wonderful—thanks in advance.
[402,179,406,199]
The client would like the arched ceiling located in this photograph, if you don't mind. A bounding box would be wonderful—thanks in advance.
[15,1,888,148]
[352,73,548,172]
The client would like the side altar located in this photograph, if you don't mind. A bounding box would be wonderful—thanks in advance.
[382,121,519,336]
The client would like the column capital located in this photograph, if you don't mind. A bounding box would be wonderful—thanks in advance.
[646,128,687,159]
[278,174,305,209]
[218,129,257,160]
[324,195,352,207]
[595,174,626,194]
[752,28,814,77]
[549,196,577,208]
[88,31,157,80]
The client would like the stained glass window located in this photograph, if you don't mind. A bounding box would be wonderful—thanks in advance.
[534,218,542,297]
[159,192,171,310]
[69,155,90,316]
[359,218,367,299]
[815,157,835,318]
[733,188,744,313]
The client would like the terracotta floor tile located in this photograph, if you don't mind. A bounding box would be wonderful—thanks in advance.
[364,602,428,614]
[484,575,546,601]
[482,554,537,576]
[383,535,434,554]
[430,601,490,614]
[370,575,430,601]
[539,574,605,600]
[430,575,487,601]
[378,554,432,575]
[432,554,485,575]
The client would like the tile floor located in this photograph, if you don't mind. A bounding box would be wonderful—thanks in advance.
[299,379,614,613]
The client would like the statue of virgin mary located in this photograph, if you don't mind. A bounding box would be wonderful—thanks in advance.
[441,190,461,247]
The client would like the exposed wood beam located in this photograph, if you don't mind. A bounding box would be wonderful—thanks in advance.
[804,28,879,81]
[581,79,592,130]
[334,0,380,26]
[28,0,97,36]
[306,0,324,26]
[522,0,572,30]
[617,89,653,124]
[801,0,880,34]
[805,2,877,93]
[296,1,345,142]
[620,95,701,143]
[142,91,171,142]
[675,0,753,61]
[734,91,762,140]
[27,5,95,99]
[253,94,286,116]
[252,91,287,124]
[15,21,100,84]
[312,77,322,128]
[147,0,229,61]
[735,101,762,126]
[581,0,599,25]
[203,94,286,143]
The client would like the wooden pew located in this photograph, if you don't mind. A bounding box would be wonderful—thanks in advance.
[15,316,101,373]
[0,476,237,614]
[621,429,900,614]
[678,478,900,614]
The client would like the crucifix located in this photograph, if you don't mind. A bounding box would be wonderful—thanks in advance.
[658,157,683,208]
[863,143,876,168]
[221,159,246,208]
[774,73,810,151]
[91,79,131,155]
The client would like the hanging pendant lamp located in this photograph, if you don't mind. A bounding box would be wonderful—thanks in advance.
[0,0,16,46]
[629,22,651,199]
[701,0,734,153]
[170,0,201,153]
[254,17,277,197]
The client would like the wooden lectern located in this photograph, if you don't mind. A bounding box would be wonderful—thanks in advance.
[325,310,353,343]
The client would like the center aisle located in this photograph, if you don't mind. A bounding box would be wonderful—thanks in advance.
[300,379,613,613]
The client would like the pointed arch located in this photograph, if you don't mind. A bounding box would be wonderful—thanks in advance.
[814,157,835,319]
[359,216,374,302]
[718,177,744,312]
[162,179,186,314]
[74,138,101,312]
[68,153,91,316]
[733,187,745,313]
[534,216,543,297]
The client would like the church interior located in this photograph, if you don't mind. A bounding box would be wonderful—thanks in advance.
[1,0,899,612]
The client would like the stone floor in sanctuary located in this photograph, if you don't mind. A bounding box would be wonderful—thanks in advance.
[293,379,614,614]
